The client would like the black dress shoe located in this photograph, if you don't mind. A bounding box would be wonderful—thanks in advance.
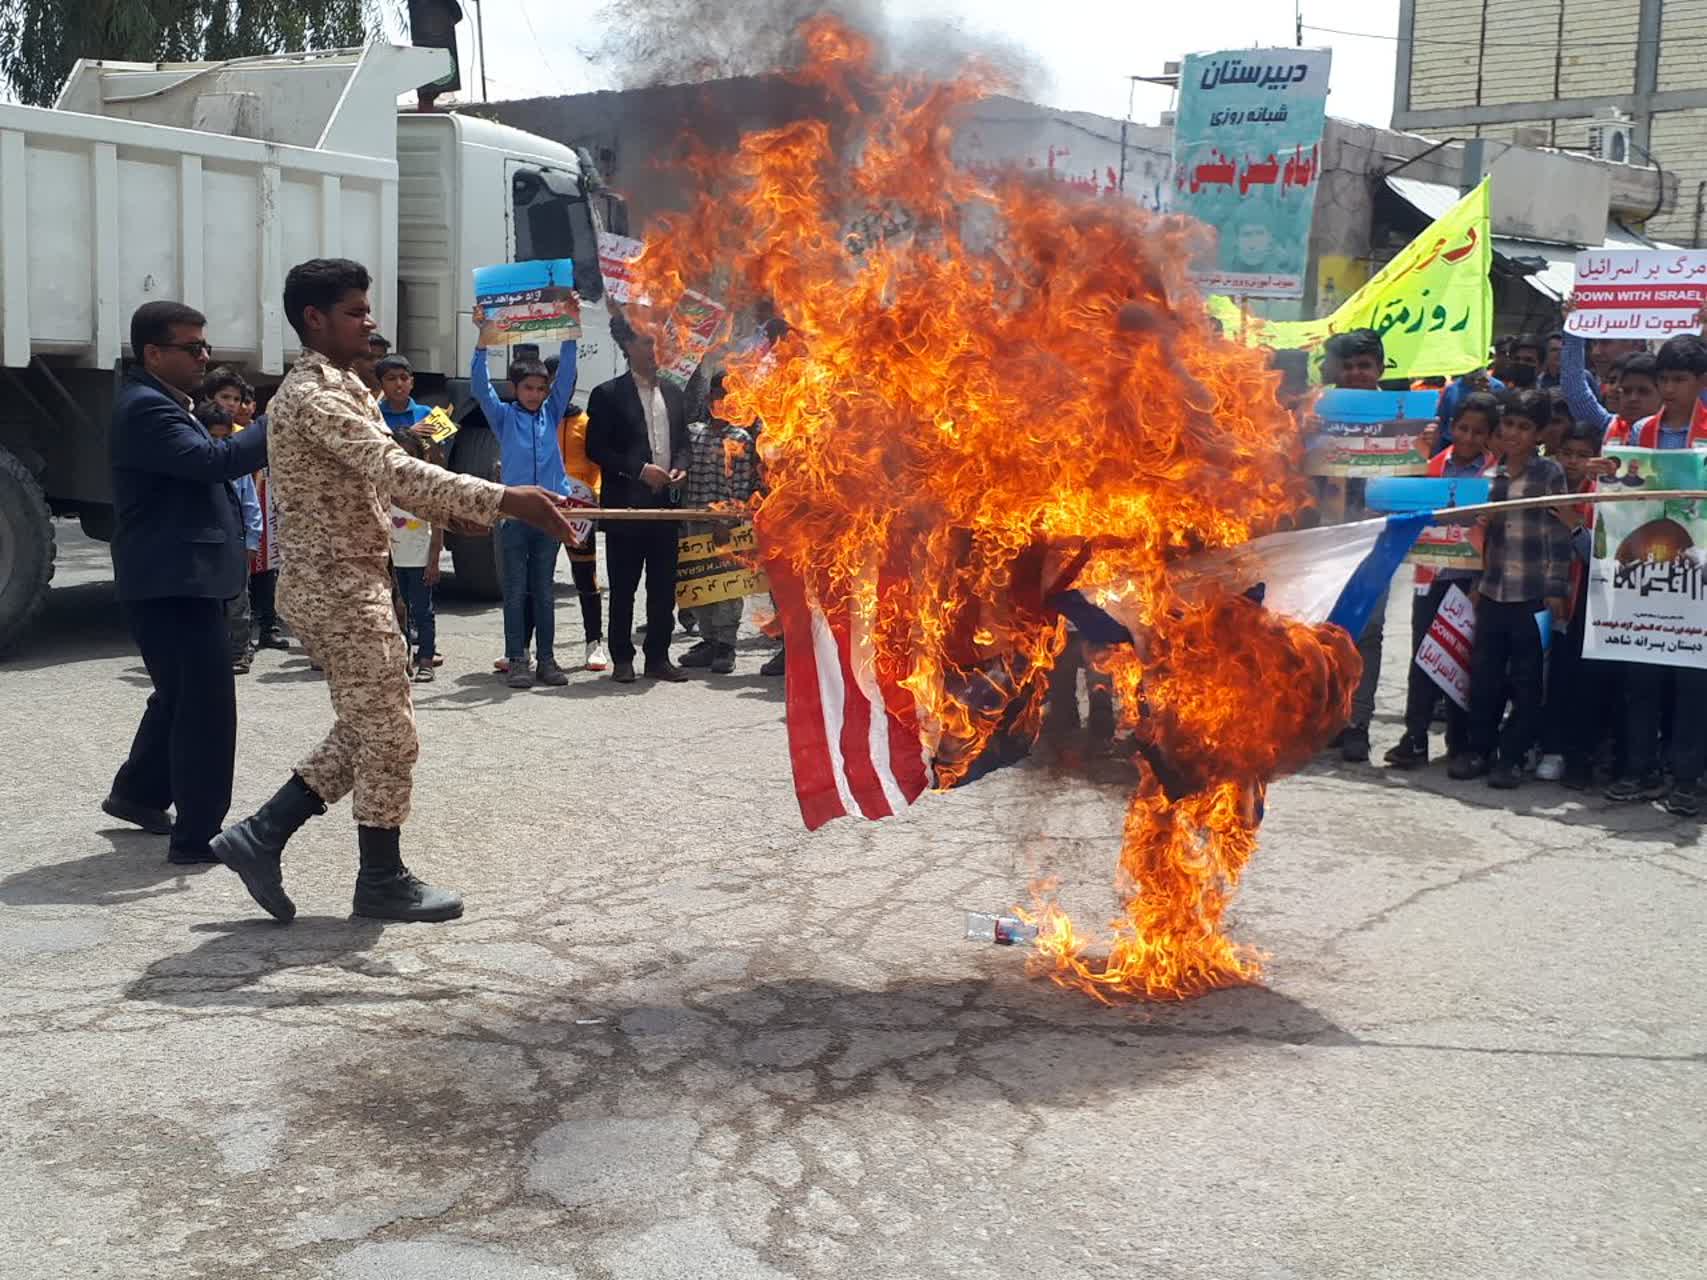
[167,843,221,865]
[1339,725,1371,763]
[645,661,689,683]
[102,793,172,836]
[612,660,637,683]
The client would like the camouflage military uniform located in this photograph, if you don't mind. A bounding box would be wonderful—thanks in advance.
[268,348,503,827]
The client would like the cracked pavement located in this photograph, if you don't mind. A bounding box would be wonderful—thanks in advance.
[3,528,1704,1279]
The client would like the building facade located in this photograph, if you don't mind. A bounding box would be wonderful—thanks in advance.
[1392,0,1707,244]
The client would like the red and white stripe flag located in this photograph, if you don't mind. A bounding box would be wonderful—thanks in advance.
[766,557,934,830]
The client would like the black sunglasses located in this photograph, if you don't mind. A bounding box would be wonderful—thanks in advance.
[156,340,212,357]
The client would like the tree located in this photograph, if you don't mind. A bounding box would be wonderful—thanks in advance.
[0,0,382,107]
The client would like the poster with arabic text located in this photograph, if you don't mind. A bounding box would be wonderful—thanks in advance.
[1584,447,1707,668]
[1173,47,1332,299]
[1566,250,1707,342]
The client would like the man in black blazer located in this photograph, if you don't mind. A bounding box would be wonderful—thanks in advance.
[585,316,690,683]
[104,301,270,863]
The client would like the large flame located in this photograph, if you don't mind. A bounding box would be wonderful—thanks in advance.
[630,18,1359,1001]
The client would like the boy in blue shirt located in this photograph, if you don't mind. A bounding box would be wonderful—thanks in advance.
[376,355,434,443]
[197,401,262,674]
[470,307,578,688]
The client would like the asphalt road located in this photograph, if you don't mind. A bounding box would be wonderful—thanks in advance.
[2,525,1703,1280]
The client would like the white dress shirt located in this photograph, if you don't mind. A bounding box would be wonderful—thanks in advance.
[633,373,669,469]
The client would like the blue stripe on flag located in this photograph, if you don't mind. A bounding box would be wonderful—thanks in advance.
[1325,512,1432,637]
[1048,590,1135,647]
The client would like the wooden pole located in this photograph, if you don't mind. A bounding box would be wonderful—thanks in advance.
[1412,487,1707,524]
[570,507,747,522]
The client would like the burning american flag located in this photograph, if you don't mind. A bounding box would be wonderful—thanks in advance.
[622,18,1375,1000]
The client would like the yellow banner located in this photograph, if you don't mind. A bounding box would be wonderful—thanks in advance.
[1215,177,1492,381]
[677,524,769,608]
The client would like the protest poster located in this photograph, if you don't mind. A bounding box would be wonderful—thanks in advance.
[1584,448,1707,667]
[562,476,597,546]
[659,290,730,390]
[597,231,648,305]
[1407,520,1484,572]
[1565,249,1707,341]
[472,259,581,347]
[1398,472,1492,569]
[1213,177,1492,381]
[422,405,459,445]
[1173,48,1332,299]
[1305,388,1437,478]
[677,523,768,608]
[1415,583,1475,710]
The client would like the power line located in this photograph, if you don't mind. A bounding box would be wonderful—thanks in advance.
[515,0,570,88]
[1303,21,1690,49]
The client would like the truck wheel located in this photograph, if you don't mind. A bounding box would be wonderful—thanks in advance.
[446,424,502,599]
[0,444,55,657]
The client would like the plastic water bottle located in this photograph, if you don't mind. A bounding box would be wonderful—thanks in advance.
[964,911,1038,946]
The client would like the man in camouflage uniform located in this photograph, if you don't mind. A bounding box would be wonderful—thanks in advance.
[211,258,581,924]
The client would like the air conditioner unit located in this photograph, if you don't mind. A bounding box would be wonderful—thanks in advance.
[1587,110,1634,164]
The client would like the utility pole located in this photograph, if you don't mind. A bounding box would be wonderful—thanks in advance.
[1296,0,1304,47]
[474,0,489,102]
[1118,75,1139,194]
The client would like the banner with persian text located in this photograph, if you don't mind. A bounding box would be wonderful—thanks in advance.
[1173,47,1332,299]
[1565,249,1707,341]
[1585,448,1707,668]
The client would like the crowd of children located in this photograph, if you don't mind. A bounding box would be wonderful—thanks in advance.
[1342,321,1707,819]
[190,369,281,675]
[183,291,1707,818]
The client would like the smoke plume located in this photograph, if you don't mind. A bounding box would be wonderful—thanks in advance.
[583,0,1045,97]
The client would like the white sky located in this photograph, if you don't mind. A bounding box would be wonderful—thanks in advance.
[445,0,1403,128]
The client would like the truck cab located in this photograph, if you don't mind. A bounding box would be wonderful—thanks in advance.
[0,44,624,650]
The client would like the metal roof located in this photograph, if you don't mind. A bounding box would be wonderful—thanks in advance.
[1383,175,1658,302]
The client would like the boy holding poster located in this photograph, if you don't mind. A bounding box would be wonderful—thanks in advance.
[1603,334,1707,814]
[677,376,760,675]
[1319,328,1402,763]
[1386,393,1497,770]
[1449,390,1570,790]
[1538,423,1612,790]
[471,303,579,689]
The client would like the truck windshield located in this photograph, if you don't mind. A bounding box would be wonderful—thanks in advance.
[511,166,604,303]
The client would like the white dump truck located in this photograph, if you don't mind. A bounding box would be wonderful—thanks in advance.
[0,43,627,652]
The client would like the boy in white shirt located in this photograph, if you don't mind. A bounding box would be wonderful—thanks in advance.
[389,440,443,682]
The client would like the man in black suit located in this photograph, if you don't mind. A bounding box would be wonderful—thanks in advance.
[586,315,690,683]
[104,301,270,863]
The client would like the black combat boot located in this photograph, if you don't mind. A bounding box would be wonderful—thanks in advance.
[351,826,464,923]
[210,774,326,923]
